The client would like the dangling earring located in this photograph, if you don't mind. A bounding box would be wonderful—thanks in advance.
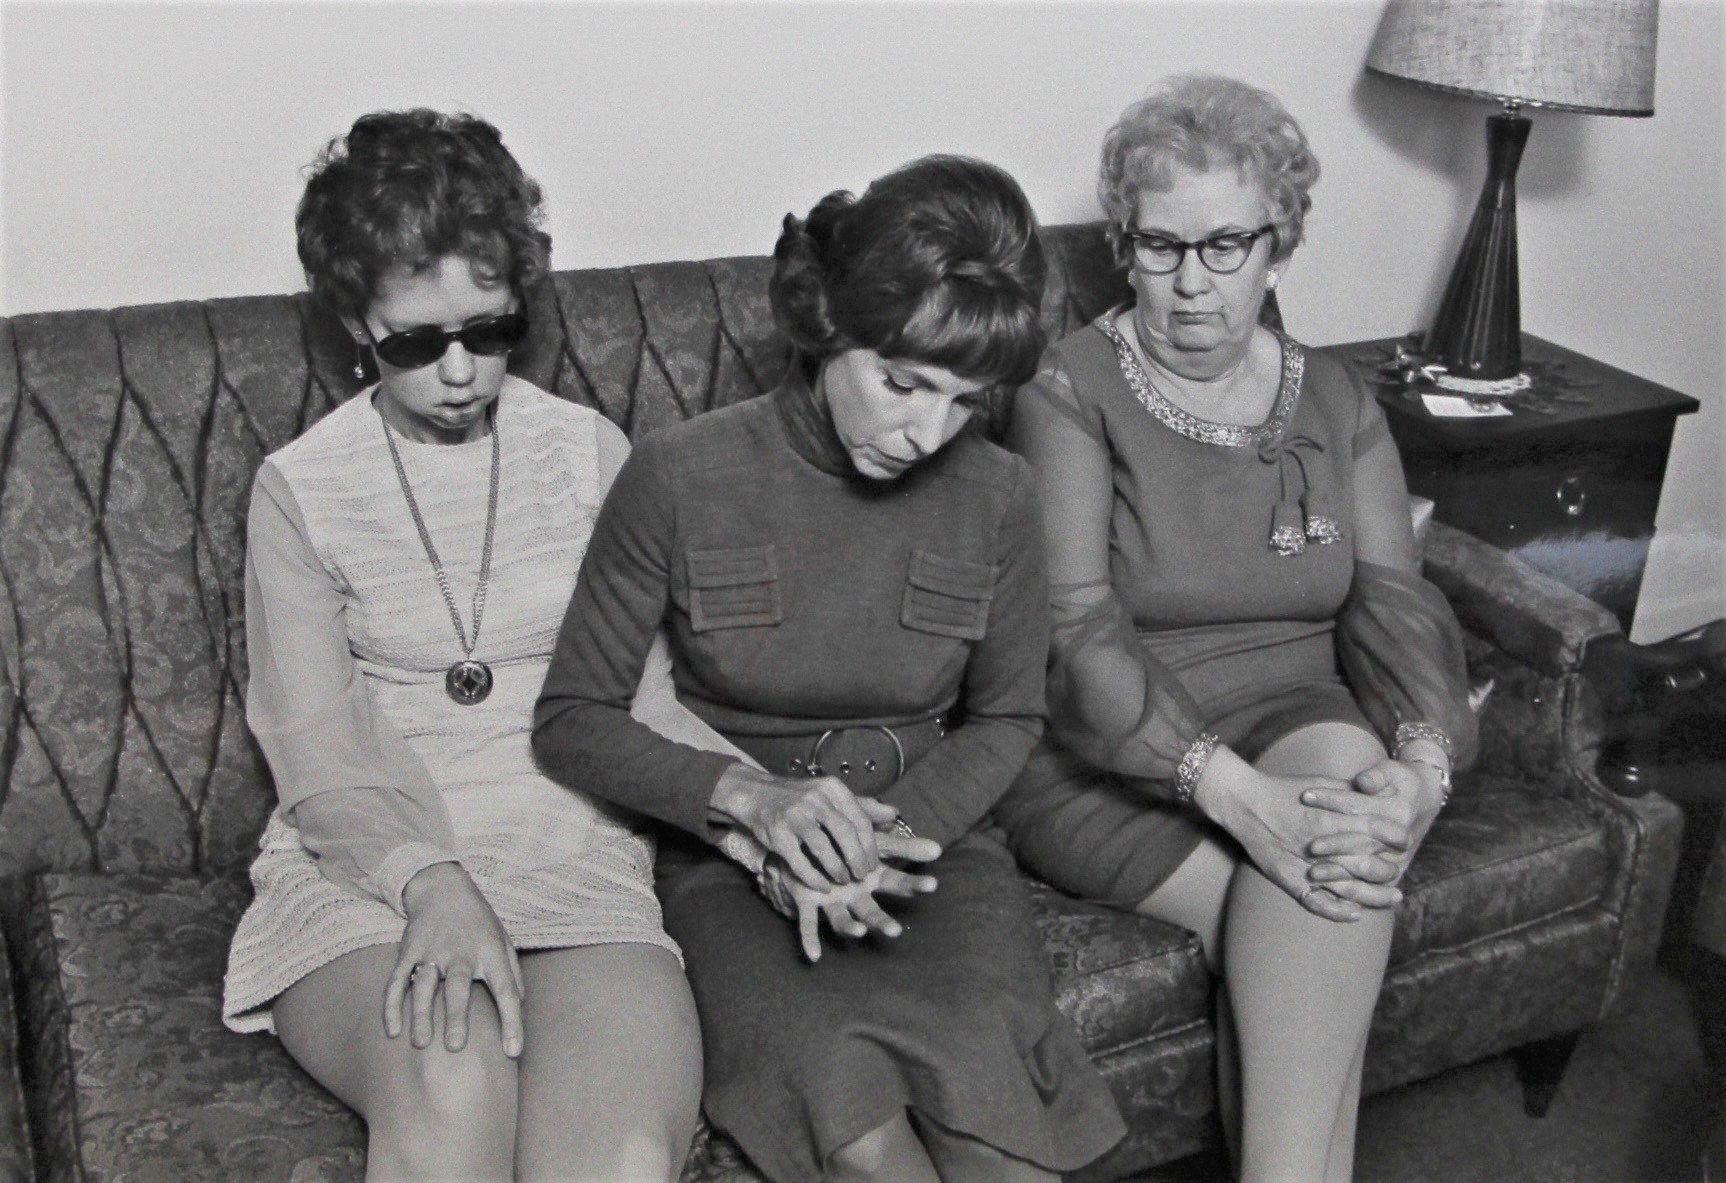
[352,337,367,381]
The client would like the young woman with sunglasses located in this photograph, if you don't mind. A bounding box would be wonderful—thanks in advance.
[220,109,725,1181]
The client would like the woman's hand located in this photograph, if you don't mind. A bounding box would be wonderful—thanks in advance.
[1192,746,1407,921]
[758,829,942,962]
[711,764,889,889]
[1303,755,1447,887]
[384,862,525,1058]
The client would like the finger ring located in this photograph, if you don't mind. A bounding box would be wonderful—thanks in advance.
[1298,885,1318,908]
[414,962,441,979]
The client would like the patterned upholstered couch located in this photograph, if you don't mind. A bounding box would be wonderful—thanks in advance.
[0,224,1682,1182]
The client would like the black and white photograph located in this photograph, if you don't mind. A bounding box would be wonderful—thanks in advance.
[0,1,1722,1180]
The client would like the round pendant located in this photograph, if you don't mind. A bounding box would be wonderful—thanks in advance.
[445,659,494,705]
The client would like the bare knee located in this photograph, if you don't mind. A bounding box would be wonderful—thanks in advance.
[830,1124,893,1177]
[1257,722,1386,782]
[828,1113,919,1181]
[370,1048,517,1167]
[585,1130,682,1183]
[569,1095,694,1183]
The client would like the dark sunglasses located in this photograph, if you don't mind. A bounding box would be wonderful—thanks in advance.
[370,311,529,370]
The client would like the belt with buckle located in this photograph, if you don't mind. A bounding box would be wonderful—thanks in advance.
[726,717,948,796]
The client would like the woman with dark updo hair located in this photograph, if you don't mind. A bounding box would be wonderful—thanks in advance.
[220,109,742,1181]
[535,156,1125,1182]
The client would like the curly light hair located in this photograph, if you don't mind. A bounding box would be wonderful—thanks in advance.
[1098,74,1320,266]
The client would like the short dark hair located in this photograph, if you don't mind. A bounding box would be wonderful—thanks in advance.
[769,155,1047,389]
[296,109,551,320]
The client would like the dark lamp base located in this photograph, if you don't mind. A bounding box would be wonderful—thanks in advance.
[1426,111,1531,382]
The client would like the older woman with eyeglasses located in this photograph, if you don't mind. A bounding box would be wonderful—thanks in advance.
[992,75,1479,1182]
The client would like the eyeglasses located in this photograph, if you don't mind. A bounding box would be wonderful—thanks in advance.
[369,311,529,370]
[1122,225,1278,275]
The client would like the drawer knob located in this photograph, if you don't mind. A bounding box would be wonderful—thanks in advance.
[1556,476,1588,518]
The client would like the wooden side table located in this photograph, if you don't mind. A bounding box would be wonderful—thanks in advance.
[1320,333,1700,632]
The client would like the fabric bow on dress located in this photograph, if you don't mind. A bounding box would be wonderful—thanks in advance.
[1259,432,1343,556]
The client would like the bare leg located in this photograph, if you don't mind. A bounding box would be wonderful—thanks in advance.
[513,943,702,1183]
[1224,860,1393,1182]
[1229,723,1394,1183]
[273,944,517,1182]
[1322,1034,1370,1183]
[1136,836,1240,1164]
[827,1112,941,1183]
[1135,723,1396,1183]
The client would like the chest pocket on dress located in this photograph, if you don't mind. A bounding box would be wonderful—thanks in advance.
[687,544,784,632]
[901,549,995,641]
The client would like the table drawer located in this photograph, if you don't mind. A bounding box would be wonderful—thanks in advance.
[1401,447,1664,628]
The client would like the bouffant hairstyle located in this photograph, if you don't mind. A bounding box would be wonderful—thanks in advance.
[769,155,1047,390]
[296,109,551,320]
[1098,74,1320,266]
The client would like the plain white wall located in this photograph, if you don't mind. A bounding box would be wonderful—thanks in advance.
[3,1,1721,641]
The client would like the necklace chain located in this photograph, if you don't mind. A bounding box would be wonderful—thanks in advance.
[380,411,500,660]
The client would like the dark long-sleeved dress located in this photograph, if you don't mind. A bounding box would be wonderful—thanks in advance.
[533,371,1124,1183]
[993,313,1479,908]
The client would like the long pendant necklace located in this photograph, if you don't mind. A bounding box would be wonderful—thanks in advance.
[381,410,500,705]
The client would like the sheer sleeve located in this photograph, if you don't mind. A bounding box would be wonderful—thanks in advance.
[1009,353,1208,797]
[245,463,457,913]
[1336,386,1480,770]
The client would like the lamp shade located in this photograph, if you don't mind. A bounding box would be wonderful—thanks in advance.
[1366,0,1658,116]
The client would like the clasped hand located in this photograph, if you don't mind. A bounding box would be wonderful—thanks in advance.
[717,764,915,889]
[757,826,942,962]
[1300,756,1446,906]
[1198,750,1443,923]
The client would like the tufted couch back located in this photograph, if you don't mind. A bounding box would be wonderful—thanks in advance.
[0,224,1128,888]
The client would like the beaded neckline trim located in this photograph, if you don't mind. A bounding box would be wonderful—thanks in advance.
[1095,311,1304,448]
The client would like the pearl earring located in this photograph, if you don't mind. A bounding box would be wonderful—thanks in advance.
[1266,271,1281,291]
[352,338,367,382]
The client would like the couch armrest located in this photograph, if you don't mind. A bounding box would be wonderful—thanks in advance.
[1420,521,1618,794]
[1422,521,1623,680]
[1416,526,1683,1009]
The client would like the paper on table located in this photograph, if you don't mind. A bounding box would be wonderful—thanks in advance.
[1421,393,1513,419]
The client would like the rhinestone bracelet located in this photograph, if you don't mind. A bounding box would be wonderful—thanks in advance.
[1174,733,1221,805]
[1393,721,1453,762]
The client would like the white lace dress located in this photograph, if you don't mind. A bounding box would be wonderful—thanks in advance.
[223,378,677,1034]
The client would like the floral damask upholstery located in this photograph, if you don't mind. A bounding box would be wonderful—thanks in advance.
[18,876,361,1183]
[0,224,1683,1182]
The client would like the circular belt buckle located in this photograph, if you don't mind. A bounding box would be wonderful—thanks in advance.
[808,725,906,784]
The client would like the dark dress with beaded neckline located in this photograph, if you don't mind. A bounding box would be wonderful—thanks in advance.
[534,370,1124,1183]
[993,313,1478,908]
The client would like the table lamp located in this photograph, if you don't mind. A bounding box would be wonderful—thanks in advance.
[1365,0,1658,393]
